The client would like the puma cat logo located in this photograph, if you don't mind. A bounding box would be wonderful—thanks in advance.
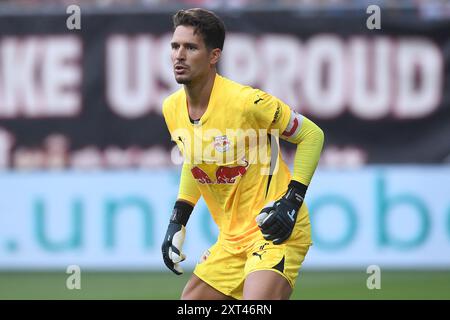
[254,95,264,104]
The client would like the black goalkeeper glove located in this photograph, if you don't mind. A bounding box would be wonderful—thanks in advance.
[256,180,307,245]
[161,201,193,275]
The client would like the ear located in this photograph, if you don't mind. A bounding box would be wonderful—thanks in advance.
[209,48,222,65]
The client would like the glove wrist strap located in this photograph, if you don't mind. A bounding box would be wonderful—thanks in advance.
[284,180,308,208]
[170,201,193,226]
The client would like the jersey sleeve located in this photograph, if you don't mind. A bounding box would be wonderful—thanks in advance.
[177,162,201,206]
[162,98,173,137]
[281,112,324,186]
[245,89,324,186]
[245,89,291,134]
[163,97,183,156]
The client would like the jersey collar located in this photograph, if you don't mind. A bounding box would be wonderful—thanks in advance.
[183,73,222,126]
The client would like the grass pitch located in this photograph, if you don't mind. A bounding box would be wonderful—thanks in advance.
[0,270,449,300]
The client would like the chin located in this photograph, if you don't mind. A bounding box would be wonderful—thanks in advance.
[175,76,191,85]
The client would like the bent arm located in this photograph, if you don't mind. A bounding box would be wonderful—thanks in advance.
[244,89,324,187]
[281,111,324,186]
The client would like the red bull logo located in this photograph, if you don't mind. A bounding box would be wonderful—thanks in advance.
[191,160,249,184]
[190,167,212,184]
[213,135,231,153]
[216,161,249,184]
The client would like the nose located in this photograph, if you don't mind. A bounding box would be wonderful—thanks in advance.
[174,47,186,60]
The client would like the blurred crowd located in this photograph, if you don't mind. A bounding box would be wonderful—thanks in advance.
[0,0,448,10]
[0,0,449,19]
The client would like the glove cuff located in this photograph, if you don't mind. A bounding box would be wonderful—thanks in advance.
[170,201,194,226]
[284,180,308,208]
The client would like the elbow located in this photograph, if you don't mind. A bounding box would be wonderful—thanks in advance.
[318,126,325,146]
[314,125,325,150]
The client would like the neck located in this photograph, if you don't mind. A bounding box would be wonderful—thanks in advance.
[184,71,216,112]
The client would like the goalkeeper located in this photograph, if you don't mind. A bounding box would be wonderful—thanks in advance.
[161,8,324,300]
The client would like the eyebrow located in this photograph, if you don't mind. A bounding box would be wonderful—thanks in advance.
[171,41,199,47]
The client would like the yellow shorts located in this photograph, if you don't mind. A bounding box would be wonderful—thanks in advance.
[193,209,312,300]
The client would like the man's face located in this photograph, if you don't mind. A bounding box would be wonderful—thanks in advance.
[171,25,213,84]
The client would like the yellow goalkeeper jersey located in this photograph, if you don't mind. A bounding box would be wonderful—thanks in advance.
[162,74,307,252]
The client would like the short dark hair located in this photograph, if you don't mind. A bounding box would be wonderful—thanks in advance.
[172,8,226,51]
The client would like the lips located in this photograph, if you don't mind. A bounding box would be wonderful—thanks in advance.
[174,64,188,74]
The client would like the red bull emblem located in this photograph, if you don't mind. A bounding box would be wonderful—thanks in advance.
[191,160,249,185]
[213,135,231,153]
[191,167,212,184]
[215,160,249,184]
